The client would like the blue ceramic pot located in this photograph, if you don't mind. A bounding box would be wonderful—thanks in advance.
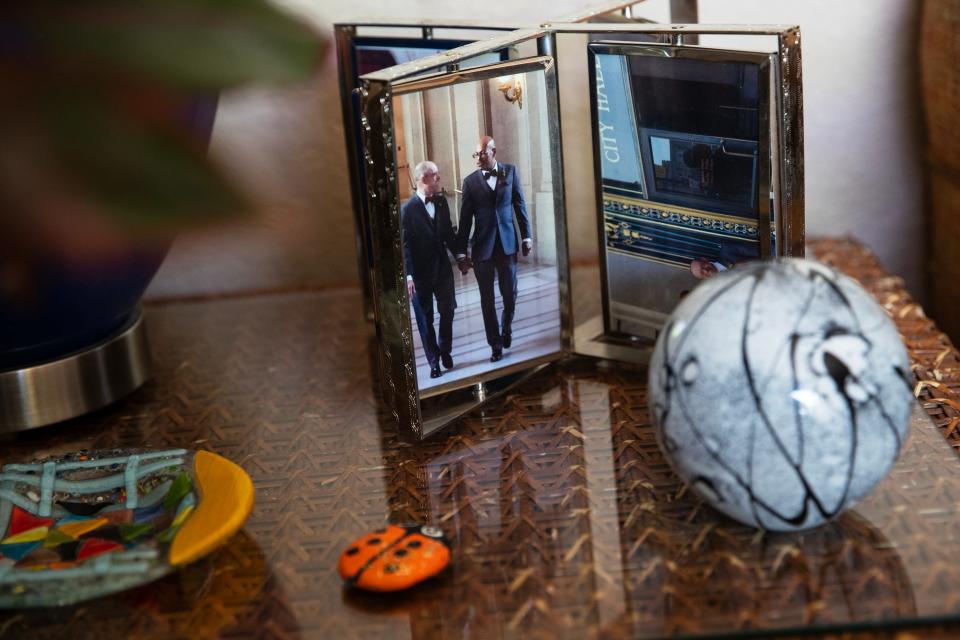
[0,249,168,370]
[0,97,218,372]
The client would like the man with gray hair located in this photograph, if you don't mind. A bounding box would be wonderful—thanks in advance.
[401,160,458,379]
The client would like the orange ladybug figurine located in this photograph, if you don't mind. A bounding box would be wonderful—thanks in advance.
[338,524,451,592]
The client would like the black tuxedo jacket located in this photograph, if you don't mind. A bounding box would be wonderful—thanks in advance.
[401,194,456,288]
[454,163,531,262]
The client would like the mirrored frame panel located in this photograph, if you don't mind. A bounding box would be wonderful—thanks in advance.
[553,23,804,365]
[360,30,570,438]
[361,23,802,438]
[590,43,773,345]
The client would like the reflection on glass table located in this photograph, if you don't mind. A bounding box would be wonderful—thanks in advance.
[376,361,954,638]
[0,241,956,639]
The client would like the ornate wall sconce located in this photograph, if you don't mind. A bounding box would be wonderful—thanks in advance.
[497,75,523,109]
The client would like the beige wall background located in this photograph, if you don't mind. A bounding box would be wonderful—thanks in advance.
[146,0,926,301]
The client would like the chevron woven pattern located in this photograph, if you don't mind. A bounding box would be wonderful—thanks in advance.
[1,239,960,639]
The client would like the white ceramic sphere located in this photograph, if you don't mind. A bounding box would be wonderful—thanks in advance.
[648,258,913,531]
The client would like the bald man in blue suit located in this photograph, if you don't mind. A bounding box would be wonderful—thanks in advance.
[455,136,532,363]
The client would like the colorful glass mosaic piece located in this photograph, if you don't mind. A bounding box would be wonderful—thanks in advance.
[57,518,107,539]
[2,528,49,545]
[163,473,193,510]
[0,542,41,563]
[155,524,180,544]
[0,449,254,608]
[8,509,53,537]
[82,525,122,544]
[76,539,123,562]
[18,548,61,569]
[42,530,73,549]
[132,503,166,523]
[119,523,152,542]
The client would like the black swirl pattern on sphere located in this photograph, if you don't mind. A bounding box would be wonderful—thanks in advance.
[649,259,913,531]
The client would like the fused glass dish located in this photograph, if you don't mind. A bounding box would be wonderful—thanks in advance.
[0,448,254,607]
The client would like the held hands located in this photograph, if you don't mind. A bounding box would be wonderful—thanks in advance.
[457,256,473,275]
[407,279,415,297]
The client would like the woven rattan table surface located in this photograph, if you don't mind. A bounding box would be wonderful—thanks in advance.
[2,237,960,639]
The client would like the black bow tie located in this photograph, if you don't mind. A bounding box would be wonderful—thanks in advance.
[483,169,500,180]
[426,194,444,204]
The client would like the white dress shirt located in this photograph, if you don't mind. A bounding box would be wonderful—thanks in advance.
[483,163,500,191]
[416,189,435,219]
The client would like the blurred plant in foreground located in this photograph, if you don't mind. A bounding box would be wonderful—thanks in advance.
[0,0,325,268]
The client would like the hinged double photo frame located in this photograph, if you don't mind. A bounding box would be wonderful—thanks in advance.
[355,23,804,438]
[336,2,665,322]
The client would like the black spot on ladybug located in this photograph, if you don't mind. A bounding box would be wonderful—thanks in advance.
[340,526,452,591]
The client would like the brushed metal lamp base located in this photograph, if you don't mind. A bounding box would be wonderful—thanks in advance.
[0,310,151,434]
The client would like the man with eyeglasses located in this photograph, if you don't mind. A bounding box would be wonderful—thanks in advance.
[455,136,532,363]
[402,160,458,379]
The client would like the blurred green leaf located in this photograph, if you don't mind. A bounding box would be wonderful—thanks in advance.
[20,0,324,89]
[0,0,326,255]
[44,91,250,228]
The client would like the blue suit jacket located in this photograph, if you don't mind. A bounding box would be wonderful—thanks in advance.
[455,164,531,262]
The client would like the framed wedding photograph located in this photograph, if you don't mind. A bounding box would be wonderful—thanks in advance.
[359,23,803,438]
[393,66,564,399]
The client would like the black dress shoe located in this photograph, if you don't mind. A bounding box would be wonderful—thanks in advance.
[441,352,453,369]
[490,349,503,363]
[430,364,442,378]
[501,332,512,349]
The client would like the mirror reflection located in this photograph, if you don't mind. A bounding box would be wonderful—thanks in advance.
[590,44,768,341]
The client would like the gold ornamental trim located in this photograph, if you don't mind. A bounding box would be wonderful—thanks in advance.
[605,211,760,243]
[603,192,759,228]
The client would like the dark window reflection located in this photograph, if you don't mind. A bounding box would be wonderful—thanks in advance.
[648,134,756,210]
[631,56,760,217]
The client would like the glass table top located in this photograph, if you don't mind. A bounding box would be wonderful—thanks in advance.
[0,261,958,638]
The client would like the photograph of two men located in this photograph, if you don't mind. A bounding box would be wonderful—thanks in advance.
[394,70,562,394]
